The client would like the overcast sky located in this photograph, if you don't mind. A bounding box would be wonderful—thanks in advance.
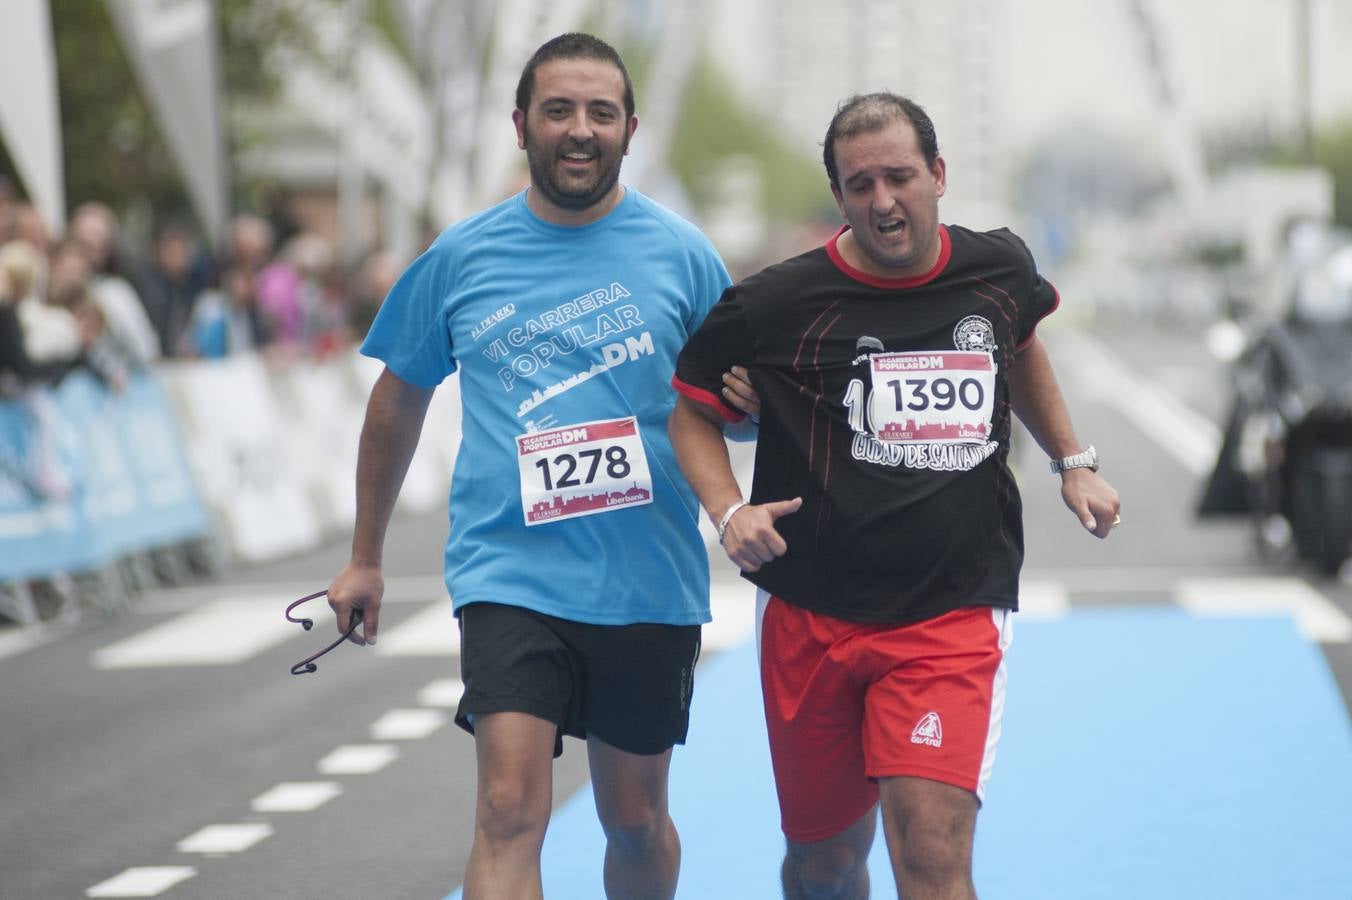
[996,0,1352,152]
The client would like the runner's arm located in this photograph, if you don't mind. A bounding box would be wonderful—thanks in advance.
[669,396,799,571]
[1008,336,1120,539]
[1008,336,1082,457]
[328,367,435,644]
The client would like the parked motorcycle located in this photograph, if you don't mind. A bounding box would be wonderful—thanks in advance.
[1199,244,1352,576]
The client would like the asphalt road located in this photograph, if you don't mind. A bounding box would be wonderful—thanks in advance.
[2,318,1350,900]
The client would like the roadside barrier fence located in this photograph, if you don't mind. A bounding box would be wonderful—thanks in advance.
[0,351,461,624]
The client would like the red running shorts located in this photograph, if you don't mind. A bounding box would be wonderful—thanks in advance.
[758,596,1012,843]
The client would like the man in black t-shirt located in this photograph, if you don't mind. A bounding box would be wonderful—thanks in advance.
[669,93,1120,900]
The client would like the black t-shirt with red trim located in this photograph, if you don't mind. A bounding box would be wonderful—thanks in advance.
[674,224,1059,624]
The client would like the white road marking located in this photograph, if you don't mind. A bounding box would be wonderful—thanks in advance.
[1055,330,1221,476]
[92,597,301,669]
[175,823,274,854]
[418,678,465,707]
[1017,580,1071,619]
[251,781,343,812]
[370,708,448,741]
[318,744,401,775]
[376,602,458,657]
[0,623,68,663]
[135,575,448,615]
[1022,565,1221,594]
[1177,577,1352,643]
[85,867,197,898]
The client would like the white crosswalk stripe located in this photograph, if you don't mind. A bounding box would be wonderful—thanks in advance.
[1017,580,1072,620]
[417,678,465,707]
[0,621,68,663]
[317,744,400,775]
[176,823,274,855]
[85,867,197,898]
[92,597,300,669]
[375,602,458,657]
[1178,576,1352,643]
[80,574,1352,675]
[369,708,449,741]
[251,781,343,812]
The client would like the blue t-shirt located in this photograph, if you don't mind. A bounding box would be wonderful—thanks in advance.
[362,188,731,625]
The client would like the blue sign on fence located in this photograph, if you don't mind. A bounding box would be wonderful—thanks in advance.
[112,371,210,550]
[1,370,211,586]
[0,392,98,582]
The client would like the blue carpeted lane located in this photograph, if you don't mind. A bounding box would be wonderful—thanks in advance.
[447,609,1352,899]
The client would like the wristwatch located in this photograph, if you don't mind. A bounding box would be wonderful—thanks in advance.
[1049,445,1099,474]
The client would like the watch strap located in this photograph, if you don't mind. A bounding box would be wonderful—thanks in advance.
[1050,445,1098,474]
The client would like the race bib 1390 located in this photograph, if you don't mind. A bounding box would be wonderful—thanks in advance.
[866,351,995,444]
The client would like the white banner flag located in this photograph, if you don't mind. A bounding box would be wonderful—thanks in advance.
[0,0,66,237]
[105,0,228,247]
[470,0,591,212]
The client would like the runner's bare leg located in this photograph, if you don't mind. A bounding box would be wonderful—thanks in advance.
[878,775,978,899]
[463,712,557,900]
[781,804,876,900]
[588,737,680,900]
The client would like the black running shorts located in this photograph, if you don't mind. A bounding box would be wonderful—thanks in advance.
[455,602,702,757]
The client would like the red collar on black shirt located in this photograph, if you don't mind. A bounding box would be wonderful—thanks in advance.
[825,224,952,289]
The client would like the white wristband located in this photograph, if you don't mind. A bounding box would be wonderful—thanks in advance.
[716,501,748,544]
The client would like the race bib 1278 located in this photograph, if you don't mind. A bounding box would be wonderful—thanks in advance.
[516,417,654,526]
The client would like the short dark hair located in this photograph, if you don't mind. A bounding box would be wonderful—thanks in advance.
[822,93,939,187]
[515,33,635,120]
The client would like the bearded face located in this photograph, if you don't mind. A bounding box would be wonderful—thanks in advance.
[514,58,636,221]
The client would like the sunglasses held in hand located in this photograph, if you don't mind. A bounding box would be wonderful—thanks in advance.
[285,590,362,676]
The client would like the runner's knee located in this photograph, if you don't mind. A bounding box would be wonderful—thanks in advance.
[597,807,668,859]
[477,776,550,845]
[784,842,868,899]
[895,820,971,883]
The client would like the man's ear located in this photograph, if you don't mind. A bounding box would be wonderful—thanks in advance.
[512,108,527,150]
[623,115,638,156]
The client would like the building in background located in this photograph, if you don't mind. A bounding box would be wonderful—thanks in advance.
[708,0,1005,230]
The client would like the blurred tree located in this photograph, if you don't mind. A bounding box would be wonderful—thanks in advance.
[48,0,176,222]
[0,1,316,237]
[366,0,414,69]
[667,56,831,226]
[1273,117,1352,229]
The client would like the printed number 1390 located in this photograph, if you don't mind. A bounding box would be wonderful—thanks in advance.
[887,377,985,412]
[533,446,632,491]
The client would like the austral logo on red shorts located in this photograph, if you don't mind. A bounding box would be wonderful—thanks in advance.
[910,711,943,748]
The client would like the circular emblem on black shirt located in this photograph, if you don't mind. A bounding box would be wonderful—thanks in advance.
[953,315,996,352]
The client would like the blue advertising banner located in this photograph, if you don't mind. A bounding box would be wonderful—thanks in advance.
[0,392,98,581]
[51,370,211,563]
[111,371,210,550]
[53,371,144,562]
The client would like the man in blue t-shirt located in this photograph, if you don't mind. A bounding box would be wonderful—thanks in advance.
[326,32,751,900]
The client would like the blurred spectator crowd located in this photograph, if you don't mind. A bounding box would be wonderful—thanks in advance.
[0,175,401,397]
